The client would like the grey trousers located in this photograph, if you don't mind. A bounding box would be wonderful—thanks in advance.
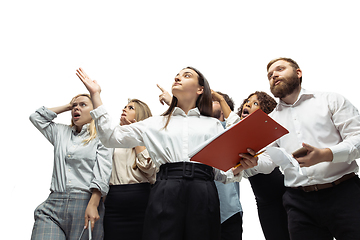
[31,192,104,240]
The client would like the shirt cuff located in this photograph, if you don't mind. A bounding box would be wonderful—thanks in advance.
[330,144,359,164]
[224,168,243,183]
[36,106,57,120]
[244,168,258,178]
[137,149,150,161]
[136,150,153,168]
[90,105,107,120]
[90,180,109,197]
[225,111,241,128]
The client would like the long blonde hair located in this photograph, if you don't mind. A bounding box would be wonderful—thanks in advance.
[127,98,152,170]
[70,94,97,144]
[128,98,152,121]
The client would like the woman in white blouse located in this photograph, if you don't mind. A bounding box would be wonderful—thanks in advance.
[29,94,113,240]
[103,99,157,240]
[77,67,254,240]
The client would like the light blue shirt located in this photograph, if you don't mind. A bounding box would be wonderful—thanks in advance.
[30,107,113,196]
[215,181,242,223]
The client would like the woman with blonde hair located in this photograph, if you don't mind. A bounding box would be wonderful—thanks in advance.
[29,93,112,240]
[103,98,157,240]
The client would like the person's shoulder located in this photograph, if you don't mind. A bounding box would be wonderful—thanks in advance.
[136,114,162,123]
[199,114,218,121]
[311,89,342,98]
[199,115,223,126]
[313,90,347,103]
[134,115,167,130]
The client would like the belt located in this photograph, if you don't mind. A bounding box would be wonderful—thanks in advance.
[292,172,356,192]
[157,162,214,181]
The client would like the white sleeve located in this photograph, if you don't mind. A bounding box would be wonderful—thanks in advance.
[225,111,241,128]
[90,105,147,148]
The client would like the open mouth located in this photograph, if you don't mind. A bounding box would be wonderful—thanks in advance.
[242,108,250,119]
[73,113,81,120]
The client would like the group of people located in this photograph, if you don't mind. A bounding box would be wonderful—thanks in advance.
[29,57,360,240]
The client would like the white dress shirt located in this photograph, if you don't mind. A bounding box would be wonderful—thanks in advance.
[227,88,360,187]
[30,107,113,196]
[90,105,242,183]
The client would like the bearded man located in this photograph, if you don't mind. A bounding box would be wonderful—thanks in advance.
[238,57,360,240]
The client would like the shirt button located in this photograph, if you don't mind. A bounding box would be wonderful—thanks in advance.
[68,180,71,183]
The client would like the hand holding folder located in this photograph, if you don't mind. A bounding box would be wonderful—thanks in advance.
[233,149,266,168]
[189,109,289,171]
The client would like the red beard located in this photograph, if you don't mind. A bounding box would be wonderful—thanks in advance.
[270,71,300,99]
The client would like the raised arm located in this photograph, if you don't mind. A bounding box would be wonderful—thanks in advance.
[29,106,69,144]
[49,103,72,115]
[211,90,232,119]
[76,68,103,109]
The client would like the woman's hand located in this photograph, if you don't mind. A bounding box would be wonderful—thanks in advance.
[48,103,73,115]
[76,68,101,96]
[120,116,136,126]
[84,189,101,231]
[76,68,103,109]
[157,84,172,106]
[232,148,259,175]
[84,204,100,232]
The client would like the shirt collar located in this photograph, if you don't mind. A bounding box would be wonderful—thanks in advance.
[72,123,91,136]
[172,107,201,117]
[277,88,315,109]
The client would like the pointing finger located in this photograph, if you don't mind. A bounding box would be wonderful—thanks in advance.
[157,84,165,93]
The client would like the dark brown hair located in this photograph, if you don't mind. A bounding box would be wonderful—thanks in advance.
[215,91,235,111]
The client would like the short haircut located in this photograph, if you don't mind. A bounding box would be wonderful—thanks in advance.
[267,57,302,84]
[215,91,235,111]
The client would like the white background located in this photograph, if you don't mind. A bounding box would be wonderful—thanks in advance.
[1,1,360,239]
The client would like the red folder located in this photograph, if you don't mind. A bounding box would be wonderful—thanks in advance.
[189,109,288,171]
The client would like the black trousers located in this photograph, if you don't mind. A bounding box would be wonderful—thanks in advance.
[143,162,221,240]
[104,183,151,240]
[283,174,360,240]
[248,167,290,240]
[220,212,243,240]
